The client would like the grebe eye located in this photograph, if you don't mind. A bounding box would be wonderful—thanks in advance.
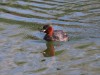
[43,25,49,29]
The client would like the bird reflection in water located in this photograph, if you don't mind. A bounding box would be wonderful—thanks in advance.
[42,41,55,57]
[42,41,56,68]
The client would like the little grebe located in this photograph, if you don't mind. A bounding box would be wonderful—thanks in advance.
[41,25,68,41]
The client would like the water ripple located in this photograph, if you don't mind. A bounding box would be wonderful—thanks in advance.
[0,13,49,24]
[16,1,55,9]
[0,6,55,18]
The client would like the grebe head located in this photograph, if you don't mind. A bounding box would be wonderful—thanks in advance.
[42,25,54,36]
[42,25,50,32]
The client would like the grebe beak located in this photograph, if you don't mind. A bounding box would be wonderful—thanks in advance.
[40,29,46,32]
[43,29,46,32]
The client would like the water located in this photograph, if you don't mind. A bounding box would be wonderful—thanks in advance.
[0,0,100,75]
